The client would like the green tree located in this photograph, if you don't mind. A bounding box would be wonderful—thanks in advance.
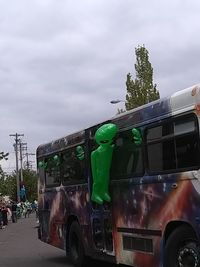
[0,169,37,202]
[0,172,17,200]
[22,169,37,202]
[0,152,9,197]
[125,45,160,110]
[0,152,9,161]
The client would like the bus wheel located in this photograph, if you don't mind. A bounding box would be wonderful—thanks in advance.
[69,221,87,267]
[165,225,200,267]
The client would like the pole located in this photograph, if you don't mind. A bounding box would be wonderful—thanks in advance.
[19,142,27,183]
[19,142,23,183]
[25,152,35,170]
[9,133,24,203]
[14,138,20,203]
[26,152,29,169]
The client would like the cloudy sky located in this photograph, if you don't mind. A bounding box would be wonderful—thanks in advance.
[0,0,200,172]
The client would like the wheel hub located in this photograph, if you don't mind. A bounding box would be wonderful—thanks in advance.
[178,247,199,267]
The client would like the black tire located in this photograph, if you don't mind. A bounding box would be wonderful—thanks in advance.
[164,225,200,267]
[68,221,87,267]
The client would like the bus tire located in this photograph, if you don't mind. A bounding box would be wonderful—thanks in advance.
[164,225,200,267]
[69,221,87,267]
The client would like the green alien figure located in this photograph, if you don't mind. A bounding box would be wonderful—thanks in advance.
[76,145,85,160]
[132,128,142,146]
[91,123,118,205]
[53,154,60,166]
[131,128,143,172]
[38,160,47,169]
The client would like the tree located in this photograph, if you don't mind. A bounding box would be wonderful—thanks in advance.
[0,152,9,161]
[0,174,17,200]
[0,152,37,202]
[22,169,37,202]
[0,169,37,202]
[0,152,9,176]
[0,152,9,197]
[125,45,160,110]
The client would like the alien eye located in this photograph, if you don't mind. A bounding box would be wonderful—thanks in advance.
[100,140,109,144]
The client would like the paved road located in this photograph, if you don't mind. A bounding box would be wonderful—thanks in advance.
[0,214,118,267]
[0,214,69,267]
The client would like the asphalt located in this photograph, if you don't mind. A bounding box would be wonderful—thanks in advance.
[0,213,71,267]
[0,214,118,267]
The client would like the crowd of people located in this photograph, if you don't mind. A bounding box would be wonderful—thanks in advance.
[0,199,38,229]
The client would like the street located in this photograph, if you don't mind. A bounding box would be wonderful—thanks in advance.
[0,214,118,267]
[0,214,68,267]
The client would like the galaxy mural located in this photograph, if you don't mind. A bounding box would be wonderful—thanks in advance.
[37,84,200,267]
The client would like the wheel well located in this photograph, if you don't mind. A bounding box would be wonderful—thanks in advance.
[65,215,79,253]
[164,221,196,244]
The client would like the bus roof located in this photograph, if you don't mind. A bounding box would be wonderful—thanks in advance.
[111,84,200,129]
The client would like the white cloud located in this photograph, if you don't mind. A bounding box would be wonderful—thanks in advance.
[0,0,200,172]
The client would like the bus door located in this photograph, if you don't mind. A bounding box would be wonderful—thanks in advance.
[91,203,113,253]
[86,125,114,255]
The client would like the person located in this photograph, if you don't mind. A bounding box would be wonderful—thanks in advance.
[2,206,8,227]
[24,200,32,218]
[21,202,27,218]
[34,200,38,220]
[0,207,3,229]
[16,202,22,218]
[6,205,12,221]
[11,201,17,223]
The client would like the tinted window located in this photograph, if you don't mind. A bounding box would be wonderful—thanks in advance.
[176,133,199,168]
[146,114,199,173]
[147,140,176,171]
[61,146,86,185]
[147,122,173,142]
[45,155,61,186]
[111,129,143,179]
[174,116,195,135]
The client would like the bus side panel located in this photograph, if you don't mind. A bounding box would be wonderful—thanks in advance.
[38,184,91,251]
[111,172,200,267]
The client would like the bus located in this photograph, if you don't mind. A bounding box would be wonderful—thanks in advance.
[37,84,200,267]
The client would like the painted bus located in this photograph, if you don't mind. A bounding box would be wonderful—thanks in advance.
[37,84,200,267]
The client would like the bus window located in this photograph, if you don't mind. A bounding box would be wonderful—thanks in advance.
[45,155,61,187]
[147,121,176,172]
[175,116,199,168]
[110,129,144,179]
[146,114,200,173]
[174,115,195,135]
[61,146,86,185]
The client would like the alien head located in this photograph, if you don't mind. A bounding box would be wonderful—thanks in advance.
[38,160,48,169]
[95,123,118,146]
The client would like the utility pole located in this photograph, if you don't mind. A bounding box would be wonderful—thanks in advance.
[19,141,27,183]
[9,133,24,203]
[25,152,35,170]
